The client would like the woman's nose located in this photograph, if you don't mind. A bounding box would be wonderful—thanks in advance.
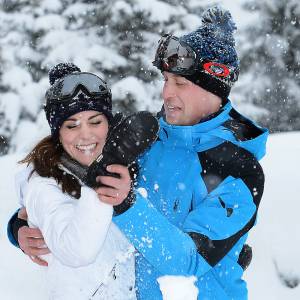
[78,123,91,139]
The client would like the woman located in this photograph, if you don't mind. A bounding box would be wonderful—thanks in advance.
[17,63,136,299]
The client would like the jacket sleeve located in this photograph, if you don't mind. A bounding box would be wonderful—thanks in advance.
[7,209,21,248]
[113,150,264,277]
[25,178,113,267]
[7,166,33,248]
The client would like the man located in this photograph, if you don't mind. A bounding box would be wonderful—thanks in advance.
[8,6,268,299]
[106,7,268,299]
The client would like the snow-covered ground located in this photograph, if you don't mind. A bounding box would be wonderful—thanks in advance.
[0,132,299,299]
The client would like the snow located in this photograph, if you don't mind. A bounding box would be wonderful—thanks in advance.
[0,0,299,297]
[63,3,97,18]
[85,45,128,69]
[158,276,198,300]
[2,67,32,91]
[20,82,45,118]
[111,76,150,105]
[2,0,286,153]
[39,0,62,13]
[35,14,66,31]
[244,132,300,300]
[10,120,42,154]
[0,93,21,135]
[134,0,186,22]
[1,132,299,299]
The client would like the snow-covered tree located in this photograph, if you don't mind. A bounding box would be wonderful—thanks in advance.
[236,0,300,132]
[0,0,205,155]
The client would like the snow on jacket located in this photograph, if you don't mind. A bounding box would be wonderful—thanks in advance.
[16,166,136,300]
[113,100,268,300]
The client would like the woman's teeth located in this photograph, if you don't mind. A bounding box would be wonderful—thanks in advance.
[75,143,97,151]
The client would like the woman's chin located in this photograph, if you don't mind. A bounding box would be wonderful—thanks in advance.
[74,152,95,166]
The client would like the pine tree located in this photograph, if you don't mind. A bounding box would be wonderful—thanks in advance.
[0,0,204,155]
[237,0,300,132]
[0,48,9,155]
[0,0,38,154]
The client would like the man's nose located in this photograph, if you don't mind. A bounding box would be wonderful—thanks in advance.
[162,82,176,99]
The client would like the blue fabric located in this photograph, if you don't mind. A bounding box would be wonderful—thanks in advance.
[7,209,20,248]
[181,7,239,84]
[114,100,268,300]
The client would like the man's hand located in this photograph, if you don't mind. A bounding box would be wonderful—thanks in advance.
[18,207,28,220]
[95,164,131,205]
[17,208,50,267]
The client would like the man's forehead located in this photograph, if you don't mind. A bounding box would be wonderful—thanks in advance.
[163,71,188,81]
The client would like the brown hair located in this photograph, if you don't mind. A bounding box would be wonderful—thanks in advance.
[20,136,81,199]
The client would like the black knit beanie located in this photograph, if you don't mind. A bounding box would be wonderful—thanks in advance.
[44,63,112,139]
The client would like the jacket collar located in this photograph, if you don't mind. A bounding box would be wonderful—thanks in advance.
[158,101,232,150]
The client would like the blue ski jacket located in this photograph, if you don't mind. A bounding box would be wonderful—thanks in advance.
[113,100,268,300]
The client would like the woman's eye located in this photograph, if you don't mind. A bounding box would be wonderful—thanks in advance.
[66,124,77,129]
[90,120,102,125]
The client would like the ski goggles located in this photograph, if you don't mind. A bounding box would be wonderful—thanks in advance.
[153,34,197,75]
[153,34,232,79]
[46,72,111,104]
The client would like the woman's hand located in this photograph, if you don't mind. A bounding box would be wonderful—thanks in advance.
[94,164,131,206]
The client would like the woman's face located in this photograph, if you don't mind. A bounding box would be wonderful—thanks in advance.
[59,110,109,166]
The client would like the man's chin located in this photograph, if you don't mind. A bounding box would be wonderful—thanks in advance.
[166,116,178,125]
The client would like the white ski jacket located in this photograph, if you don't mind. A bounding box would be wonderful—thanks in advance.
[16,166,136,300]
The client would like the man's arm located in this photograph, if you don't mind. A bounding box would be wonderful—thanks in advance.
[7,208,50,266]
[7,209,22,247]
[8,165,131,267]
[113,147,264,277]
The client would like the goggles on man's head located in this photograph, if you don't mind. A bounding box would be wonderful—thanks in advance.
[45,72,111,105]
[153,34,197,75]
[152,34,233,81]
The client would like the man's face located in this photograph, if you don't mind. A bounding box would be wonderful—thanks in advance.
[162,72,222,126]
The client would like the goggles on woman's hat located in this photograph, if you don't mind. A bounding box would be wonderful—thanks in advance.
[44,72,112,139]
[46,72,111,104]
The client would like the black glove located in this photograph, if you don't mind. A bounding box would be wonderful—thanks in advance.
[238,244,252,271]
[60,111,159,188]
[85,111,159,188]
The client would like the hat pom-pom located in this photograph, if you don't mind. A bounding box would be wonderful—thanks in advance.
[49,63,81,85]
[202,6,237,34]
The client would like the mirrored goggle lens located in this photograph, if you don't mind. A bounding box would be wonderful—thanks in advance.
[47,73,109,102]
[162,38,196,72]
[154,34,171,62]
[61,73,108,98]
[154,35,196,74]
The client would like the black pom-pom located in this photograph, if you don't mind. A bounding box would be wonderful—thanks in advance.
[49,63,81,85]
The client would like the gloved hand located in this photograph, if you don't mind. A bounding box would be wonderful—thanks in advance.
[85,111,159,187]
[238,244,252,271]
